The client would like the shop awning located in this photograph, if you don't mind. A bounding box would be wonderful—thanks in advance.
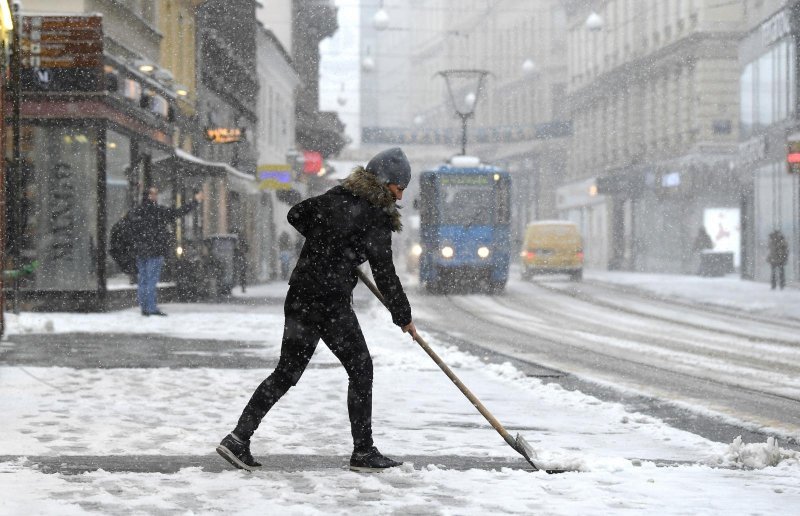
[154,148,252,179]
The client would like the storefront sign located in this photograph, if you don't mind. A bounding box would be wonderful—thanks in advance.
[205,127,244,144]
[761,10,791,47]
[257,164,292,190]
[20,15,103,92]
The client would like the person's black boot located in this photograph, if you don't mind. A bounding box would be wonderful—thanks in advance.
[216,434,262,472]
[349,446,402,472]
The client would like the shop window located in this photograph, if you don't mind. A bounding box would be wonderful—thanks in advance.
[742,37,795,137]
[20,126,99,291]
[106,129,132,278]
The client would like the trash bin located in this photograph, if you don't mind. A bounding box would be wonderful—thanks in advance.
[698,251,734,277]
[206,234,238,295]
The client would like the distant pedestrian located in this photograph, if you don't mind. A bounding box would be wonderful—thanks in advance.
[132,187,203,315]
[217,147,418,473]
[693,227,713,253]
[233,232,249,293]
[692,227,714,275]
[767,229,789,290]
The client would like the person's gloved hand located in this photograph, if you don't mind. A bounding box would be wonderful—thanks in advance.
[402,321,418,340]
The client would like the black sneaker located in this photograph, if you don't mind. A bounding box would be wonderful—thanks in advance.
[349,446,402,472]
[216,434,262,472]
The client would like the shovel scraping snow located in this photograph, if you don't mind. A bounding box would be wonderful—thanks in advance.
[357,269,571,474]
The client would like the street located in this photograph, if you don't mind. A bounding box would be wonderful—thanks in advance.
[410,270,800,443]
[1,272,799,514]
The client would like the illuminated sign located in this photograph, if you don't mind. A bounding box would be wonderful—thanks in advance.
[788,140,800,174]
[206,127,244,144]
[257,164,292,190]
[440,174,491,186]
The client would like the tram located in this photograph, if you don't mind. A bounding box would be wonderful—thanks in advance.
[417,156,511,293]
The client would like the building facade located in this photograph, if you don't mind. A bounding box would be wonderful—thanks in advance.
[192,0,264,291]
[255,25,300,282]
[12,0,188,308]
[293,0,347,159]
[738,1,800,284]
[0,0,13,333]
[560,0,744,272]
[360,0,571,249]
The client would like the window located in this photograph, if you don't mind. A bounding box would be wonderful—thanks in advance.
[740,38,795,138]
[105,129,132,278]
[740,63,753,137]
[419,174,438,226]
[20,126,99,290]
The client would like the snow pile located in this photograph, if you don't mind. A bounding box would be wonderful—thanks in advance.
[706,436,800,469]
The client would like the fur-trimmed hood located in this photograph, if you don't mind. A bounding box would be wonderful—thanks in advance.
[342,166,402,232]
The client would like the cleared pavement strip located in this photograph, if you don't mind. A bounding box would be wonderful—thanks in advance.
[0,454,536,474]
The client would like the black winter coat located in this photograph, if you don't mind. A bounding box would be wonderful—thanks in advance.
[132,199,198,258]
[767,231,789,266]
[287,169,411,327]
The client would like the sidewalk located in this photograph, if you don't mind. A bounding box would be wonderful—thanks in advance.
[1,282,799,514]
[586,270,800,321]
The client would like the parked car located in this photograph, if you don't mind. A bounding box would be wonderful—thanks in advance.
[520,220,583,281]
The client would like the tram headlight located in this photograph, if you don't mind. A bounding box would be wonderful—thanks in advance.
[477,246,490,258]
[441,246,454,258]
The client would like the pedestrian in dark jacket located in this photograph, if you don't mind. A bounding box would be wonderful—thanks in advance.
[767,229,789,290]
[692,227,713,253]
[692,227,714,275]
[233,231,249,293]
[217,147,418,473]
[132,186,203,315]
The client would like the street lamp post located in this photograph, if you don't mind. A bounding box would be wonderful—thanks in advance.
[10,0,21,314]
[436,69,490,155]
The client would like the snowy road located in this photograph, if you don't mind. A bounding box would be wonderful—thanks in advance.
[409,274,800,440]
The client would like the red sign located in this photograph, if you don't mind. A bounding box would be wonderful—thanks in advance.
[788,140,800,173]
[303,151,323,174]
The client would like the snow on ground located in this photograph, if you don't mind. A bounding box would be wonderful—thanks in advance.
[587,270,800,320]
[2,281,800,514]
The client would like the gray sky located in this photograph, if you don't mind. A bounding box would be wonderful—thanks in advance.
[320,0,360,149]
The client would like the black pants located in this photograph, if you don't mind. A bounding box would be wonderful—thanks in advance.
[234,284,374,451]
[771,265,786,290]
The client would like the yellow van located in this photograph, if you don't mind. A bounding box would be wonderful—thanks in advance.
[520,221,583,281]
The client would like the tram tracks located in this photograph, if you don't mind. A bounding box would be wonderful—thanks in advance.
[411,286,800,435]
[528,278,800,346]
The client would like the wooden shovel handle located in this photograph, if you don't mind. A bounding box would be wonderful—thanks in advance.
[356,269,515,446]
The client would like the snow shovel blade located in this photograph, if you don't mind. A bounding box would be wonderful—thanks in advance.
[515,434,569,474]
